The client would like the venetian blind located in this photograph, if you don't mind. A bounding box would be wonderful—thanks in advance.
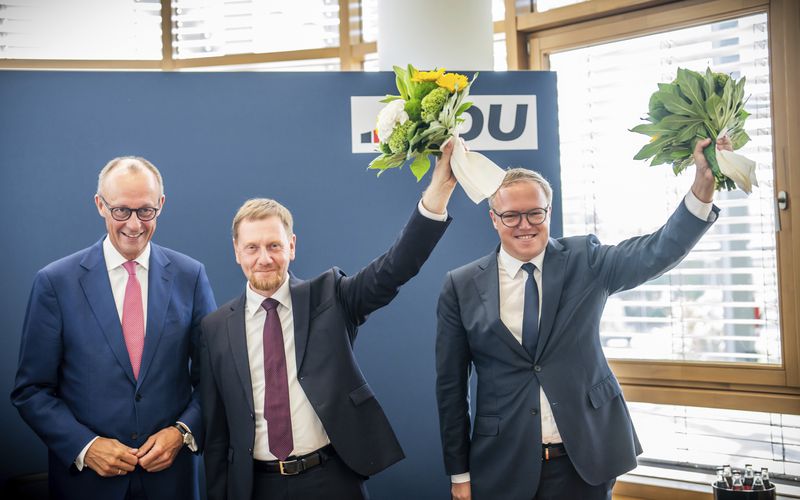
[0,0,162,60]
[549,13,779,364]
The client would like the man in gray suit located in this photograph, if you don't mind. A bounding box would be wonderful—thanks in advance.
[435,137,728,500]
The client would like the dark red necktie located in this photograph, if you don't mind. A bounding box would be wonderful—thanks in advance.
[261,298,294,460]
[121,261,145,379]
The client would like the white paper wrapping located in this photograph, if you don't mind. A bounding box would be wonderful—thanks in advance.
[447,136,506,204]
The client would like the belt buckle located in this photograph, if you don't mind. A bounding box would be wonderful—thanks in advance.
[545,446,550,461]
[279,459,301,475]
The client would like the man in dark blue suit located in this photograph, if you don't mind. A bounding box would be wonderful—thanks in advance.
[199,143,457,500]
[12,157,216,500]
[436,138,729,500]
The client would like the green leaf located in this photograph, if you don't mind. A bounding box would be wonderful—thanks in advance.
[676,67,704,107]
[702,68,716,100]
[659,114,703,130]
[456,101,473,115]
[633,134,673,160]
[675,122,702,143]
[409,154,432,182]
[730,129,750,149]
[660,91,700,117]
[380,95,402,103]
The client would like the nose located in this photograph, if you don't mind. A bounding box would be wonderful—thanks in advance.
[256,247,273,265]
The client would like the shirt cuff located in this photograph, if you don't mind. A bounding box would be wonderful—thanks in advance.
[176,421,198,452]
[75,436,99,471]
[451,472,471,484]
[684,190,713,222]
[418,199,448,221]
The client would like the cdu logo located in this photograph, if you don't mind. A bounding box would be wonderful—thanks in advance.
[350,95,538,153]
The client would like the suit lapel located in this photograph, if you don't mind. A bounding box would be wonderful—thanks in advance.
[137,244,173,388]
[79,240,136,385]
[289,275,311,373]
[227,294,255,415]
[474,251,532,363]
[535,239,569,362]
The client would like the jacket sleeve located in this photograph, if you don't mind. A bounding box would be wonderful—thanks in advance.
[435,271,473,475]
[337,207,451,328]
[10,269,97,468]
[179,263,217,449]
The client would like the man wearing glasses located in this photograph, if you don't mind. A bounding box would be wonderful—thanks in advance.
[12,157,216,500]
[436,138,725,500]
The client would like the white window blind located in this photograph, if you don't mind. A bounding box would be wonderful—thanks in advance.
[630,402,800,482]
[549,13,779,364]
[172,0,340,59]
[0,0,162,60]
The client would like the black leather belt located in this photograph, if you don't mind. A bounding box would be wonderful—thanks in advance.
[542,443,567,461]
[254,445,335,475]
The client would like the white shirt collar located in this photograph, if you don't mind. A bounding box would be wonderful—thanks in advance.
[245,274,291,319]
[498,245,546,279]
[102,236,150,272]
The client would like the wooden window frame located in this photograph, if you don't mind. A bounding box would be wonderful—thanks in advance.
[504,0,800,415]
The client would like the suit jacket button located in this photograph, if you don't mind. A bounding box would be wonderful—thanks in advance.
[531,409,538,415]
[250,413,254,420]
[135,393,142,402]
[534,365,542,372]
[131,433,138,440]
[248,448,253,455]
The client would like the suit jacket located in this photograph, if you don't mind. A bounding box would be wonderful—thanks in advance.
[200,208,450,500]
[11,240,217,500]
[436,201,718,500]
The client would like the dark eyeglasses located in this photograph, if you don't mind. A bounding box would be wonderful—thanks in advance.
[98,195,160,222]
[492,207,550,228]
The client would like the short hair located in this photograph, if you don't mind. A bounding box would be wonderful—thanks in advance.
[97,156,164,198]
[488,168,553,209]
[232,198,294,240]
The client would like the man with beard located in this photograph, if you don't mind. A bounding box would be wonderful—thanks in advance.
[199,142,457,500]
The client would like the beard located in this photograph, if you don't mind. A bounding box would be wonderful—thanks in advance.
[249,272,286,293]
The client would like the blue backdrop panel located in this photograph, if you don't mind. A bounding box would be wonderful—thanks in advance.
[0,70,559,499]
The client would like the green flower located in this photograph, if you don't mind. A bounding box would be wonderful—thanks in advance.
[405,99,422,121]
[421,87,449,123]
[388,120,415,154]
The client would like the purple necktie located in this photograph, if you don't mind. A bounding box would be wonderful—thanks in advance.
[261,298,294,460]
[121,261,145,379]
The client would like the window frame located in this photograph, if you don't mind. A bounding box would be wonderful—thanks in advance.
[510,0,800,415]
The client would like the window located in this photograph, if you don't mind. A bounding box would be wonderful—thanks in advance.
[0,0,162,60]
[549,13,780,365]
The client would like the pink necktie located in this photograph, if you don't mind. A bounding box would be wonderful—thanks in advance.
[122,261,145,379]
[262,298,294,460]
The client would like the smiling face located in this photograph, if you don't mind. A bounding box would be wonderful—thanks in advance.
[234,216,296,296]
[489,180,551,262]
[95,166,164,261]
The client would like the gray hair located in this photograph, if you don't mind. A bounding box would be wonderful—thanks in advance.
[97,156,164,198]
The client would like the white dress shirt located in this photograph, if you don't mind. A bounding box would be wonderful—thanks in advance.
[451,191,713,483]
[245,279,331,460]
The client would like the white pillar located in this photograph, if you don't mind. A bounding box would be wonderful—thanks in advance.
[377,0,493,71]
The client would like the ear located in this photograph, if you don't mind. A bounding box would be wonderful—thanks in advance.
[158,195,166,214]
[95,194,105,217]
[289,234,297,261]
[489,210,500,231]
[232,238,240,265]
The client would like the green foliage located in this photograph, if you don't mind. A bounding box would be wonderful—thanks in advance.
[368,64,478,182]
[421,87,450,123]
[630,67,750,191]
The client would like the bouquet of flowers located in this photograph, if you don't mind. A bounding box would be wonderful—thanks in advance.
[631,67,758,193]
[368,64,477,181]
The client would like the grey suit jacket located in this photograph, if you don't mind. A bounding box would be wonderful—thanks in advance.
[436,200,718,500]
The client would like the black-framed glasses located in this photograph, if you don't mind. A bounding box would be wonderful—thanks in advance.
[492,207,550,228]
[98,195,161,222]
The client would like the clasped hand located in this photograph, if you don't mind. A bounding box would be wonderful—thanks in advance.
[84,426,183,477]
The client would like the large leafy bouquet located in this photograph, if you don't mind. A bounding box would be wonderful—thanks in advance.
[368,64,477,181]
[631,67,757,193]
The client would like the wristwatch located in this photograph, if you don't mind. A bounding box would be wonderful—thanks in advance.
[173,422,192,447]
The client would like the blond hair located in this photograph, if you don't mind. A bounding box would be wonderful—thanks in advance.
[232,198,294,240]
[488,168,553,209]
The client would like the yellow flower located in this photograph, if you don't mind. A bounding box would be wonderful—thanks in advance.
[412,68,446,82]
[436,72,469,93]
